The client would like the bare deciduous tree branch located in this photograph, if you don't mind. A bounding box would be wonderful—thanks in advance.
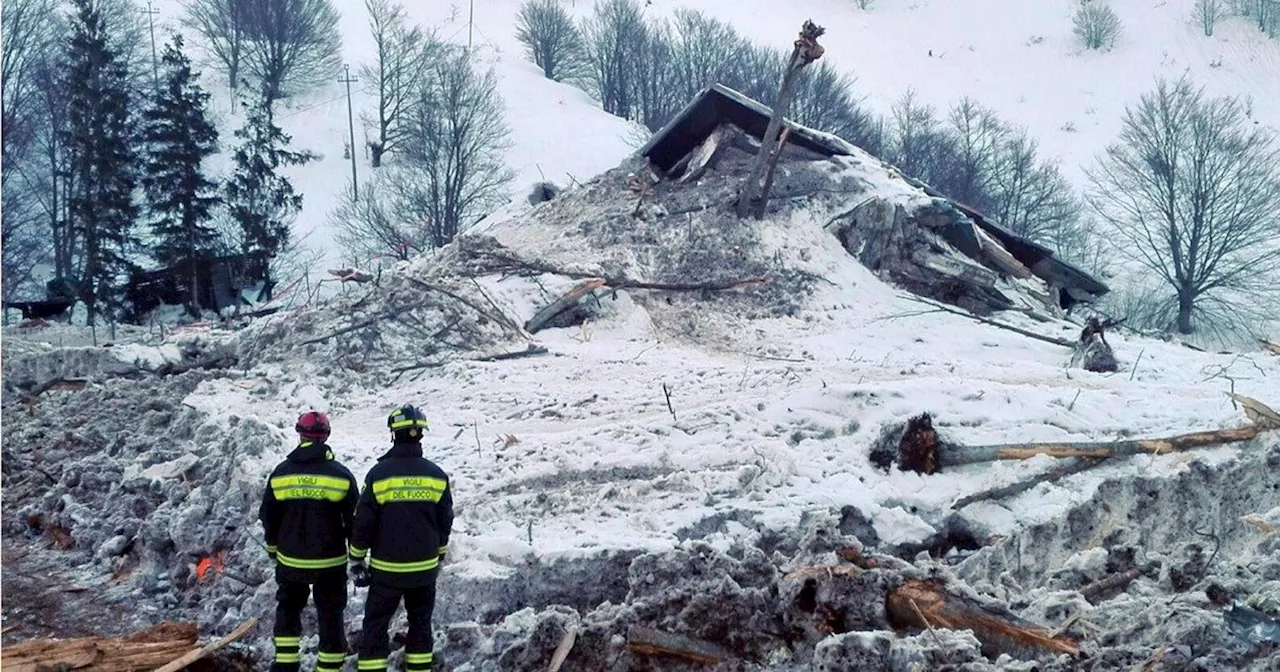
[1086,77,1280,338]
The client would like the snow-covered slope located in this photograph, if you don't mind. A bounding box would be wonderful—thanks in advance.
[153,0,1278,294]
[658,0,1280,187]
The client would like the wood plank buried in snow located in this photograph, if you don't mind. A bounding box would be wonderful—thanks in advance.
[887,579,1080,659]
[626,624,732,664]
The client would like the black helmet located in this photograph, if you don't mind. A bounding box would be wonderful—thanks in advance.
[388,404,429,441]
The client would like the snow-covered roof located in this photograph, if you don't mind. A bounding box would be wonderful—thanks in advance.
[638,83,856,174]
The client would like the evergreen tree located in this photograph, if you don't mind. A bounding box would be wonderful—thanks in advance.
[141,35,220,315]
[64,0,138,328]
[225,90,314,264]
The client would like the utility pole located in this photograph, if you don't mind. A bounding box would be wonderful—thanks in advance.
[468,0,475,50]
[339,64,359,201]
[143,0,160,88]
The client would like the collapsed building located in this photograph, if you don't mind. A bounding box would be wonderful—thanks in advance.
[3,83,1279,672]
[638,83,1109,315]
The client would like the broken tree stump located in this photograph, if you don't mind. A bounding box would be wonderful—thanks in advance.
[736,20,825,218]
[626,624,732,665]
[887,579,1079,660]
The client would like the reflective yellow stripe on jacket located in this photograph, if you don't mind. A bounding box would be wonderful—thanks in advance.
[276,551,347,570]
[369,556,439,573]
[271,474,352,502]
[371,476,446,505]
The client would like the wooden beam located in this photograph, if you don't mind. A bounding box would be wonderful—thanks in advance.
[152,617,258,672]
[525,278,606,333]
[887,579,1079,659]
[627,624,731,665]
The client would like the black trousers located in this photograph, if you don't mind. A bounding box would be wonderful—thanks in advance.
[272,575,348,672]
[357,575,438,672]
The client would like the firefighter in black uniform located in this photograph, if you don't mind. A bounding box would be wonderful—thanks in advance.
[350,405,454,672]
[259,411,361,672]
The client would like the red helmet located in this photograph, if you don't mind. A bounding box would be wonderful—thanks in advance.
[296,411,331,439]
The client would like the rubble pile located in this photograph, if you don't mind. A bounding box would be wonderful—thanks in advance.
[428,438,1280,671]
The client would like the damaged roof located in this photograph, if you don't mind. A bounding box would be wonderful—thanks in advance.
[638,82,1109,309]
[639,83,855,175]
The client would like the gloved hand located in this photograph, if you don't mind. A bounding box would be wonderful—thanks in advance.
[350,560,370,588]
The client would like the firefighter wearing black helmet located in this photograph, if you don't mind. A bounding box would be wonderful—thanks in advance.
[350,404,454,672]
[259,411,360,672]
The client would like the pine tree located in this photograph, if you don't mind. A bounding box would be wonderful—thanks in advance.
[64,0,138,328]
[141,35,220,315]
[225,90,313,266]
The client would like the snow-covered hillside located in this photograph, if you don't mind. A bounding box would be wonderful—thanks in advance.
[153,0,1280,276]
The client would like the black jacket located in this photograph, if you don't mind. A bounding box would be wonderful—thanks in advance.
[259,441,360,581]
[350,441,454,588]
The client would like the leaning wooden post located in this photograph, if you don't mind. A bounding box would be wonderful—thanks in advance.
[735,20,826,219]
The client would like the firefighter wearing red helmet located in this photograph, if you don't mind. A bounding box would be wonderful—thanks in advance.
[259,411,360,672]
[350,404,454,672]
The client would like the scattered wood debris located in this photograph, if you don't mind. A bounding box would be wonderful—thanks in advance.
[0,618,256,672]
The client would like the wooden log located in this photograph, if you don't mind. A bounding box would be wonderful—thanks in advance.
[1079,568,1142,603]
[952,458,1105,509]
[887,579,1079,660]
[525,278,606,334]
[473,344,549,363]
[152,617,258,672]
[936,425,1263,468]
[626,624,732,665]
[546,625,578,672]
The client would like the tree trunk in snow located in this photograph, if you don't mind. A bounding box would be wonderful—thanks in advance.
[1177,289,1195,334]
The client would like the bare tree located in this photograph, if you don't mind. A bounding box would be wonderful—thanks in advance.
[182,0,245,94]
[580,0,647,118]
[886,89,958,186]
[515,0,584,81]
[856,0,874,9]
[360,0,437,167]
[631,17,675,131]
[400,48,513,247]
[664,9,750,107]
[1086,78,1280,336]
[1195,0,1223,36]
[1073,3,1122,50]
[2,0,58,165]
[332,167,437,262]
[985,130,1080,244]
[937,97,1007,207]
[789,62,880,152]
[240,0,342,103]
